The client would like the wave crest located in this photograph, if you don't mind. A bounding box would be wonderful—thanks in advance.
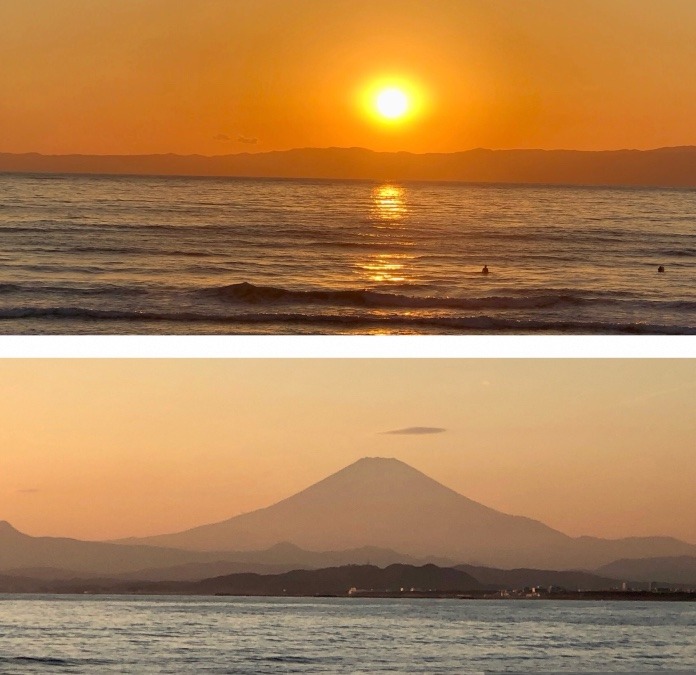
[209,281,593,311]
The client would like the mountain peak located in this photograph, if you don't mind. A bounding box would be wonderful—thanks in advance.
[347,456,412,470]
[265,541,306,554]
[302,456,452,498]
[338,456,431,476]
[0,521,22,536]
[355,456,397,461]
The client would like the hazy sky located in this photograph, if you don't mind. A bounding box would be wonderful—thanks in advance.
[1,359,694,543]
[2,0,696,155]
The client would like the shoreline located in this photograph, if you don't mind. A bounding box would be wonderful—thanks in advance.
[2,590,695,602]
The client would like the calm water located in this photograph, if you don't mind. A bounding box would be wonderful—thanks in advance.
[1,174,695,334]
[0,596,694,673]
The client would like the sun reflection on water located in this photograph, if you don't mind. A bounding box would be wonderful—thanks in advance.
[360,253,409,283]
[357,185,416,284]
[371,184,408,223]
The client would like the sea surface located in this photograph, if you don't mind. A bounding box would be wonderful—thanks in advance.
[0,596,694,673]
[1,174,695,334]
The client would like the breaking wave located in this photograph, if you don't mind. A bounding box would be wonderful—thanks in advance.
[209,281,602,311]
[0,305,692,334]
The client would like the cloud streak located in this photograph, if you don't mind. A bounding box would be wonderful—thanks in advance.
[381,426,447,435]
[213,133,259,145]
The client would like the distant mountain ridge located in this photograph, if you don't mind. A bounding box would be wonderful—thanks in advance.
[122,457,696,569]
[0,520,241,575]
[596,556,696,585]
[2,520,694,589]
[1,146,695,186]
[0,520,451,579]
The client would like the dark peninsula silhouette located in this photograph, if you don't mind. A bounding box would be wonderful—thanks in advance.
[1,563,694,598]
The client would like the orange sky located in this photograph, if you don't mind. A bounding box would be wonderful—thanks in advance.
[2,0,696,155]
[1,359,694,543]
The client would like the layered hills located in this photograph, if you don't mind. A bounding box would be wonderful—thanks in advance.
[596,556,696,586]
[0,520,246,575]
[2,146,695,187]
[2,458,694,585]
[0,520,451,579]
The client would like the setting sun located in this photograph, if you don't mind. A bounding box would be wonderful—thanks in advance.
[359,77,426,129]
[375,88,409,120]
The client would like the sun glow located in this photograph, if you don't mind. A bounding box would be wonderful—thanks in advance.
[375,88,409,120]
[360,77,425,126]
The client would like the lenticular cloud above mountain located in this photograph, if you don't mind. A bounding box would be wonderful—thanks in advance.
[381,427,446,435]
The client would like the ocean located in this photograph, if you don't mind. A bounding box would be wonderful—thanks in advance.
[0,596,694,673]
[1,174,694,334]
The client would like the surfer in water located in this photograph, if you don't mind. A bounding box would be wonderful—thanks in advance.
[482,265,489,274]
[658,265,665,273]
